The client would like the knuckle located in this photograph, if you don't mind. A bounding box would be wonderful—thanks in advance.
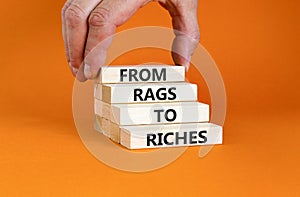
[186,25,200,43]
[69,59,82,68]
[61,1,72,18]
[89,7,111,27]
[65,4,86,27]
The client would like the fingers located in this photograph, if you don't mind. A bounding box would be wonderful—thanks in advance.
[83,0,150,79]
[62,0,103,81]
[61,0,74,75]
[158,0,200,71]
[62,0,197,81]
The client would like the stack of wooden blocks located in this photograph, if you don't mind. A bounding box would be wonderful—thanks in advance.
[94,65,222,149]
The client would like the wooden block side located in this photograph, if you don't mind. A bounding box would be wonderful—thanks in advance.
[94,99,120,123]
[94,83,102,100]
[120,129,131,149]
[94,114,103,133]
[111,105,120,124]
[95,114,121,143]
[101,85,111,103]
[109,121,121,143]
[96,116,110,137]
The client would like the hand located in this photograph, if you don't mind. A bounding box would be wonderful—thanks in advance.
[62,0,200,81]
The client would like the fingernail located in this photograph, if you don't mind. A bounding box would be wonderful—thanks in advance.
[185,64,190,72]
[84,64,93,79]
[71,67,78,75]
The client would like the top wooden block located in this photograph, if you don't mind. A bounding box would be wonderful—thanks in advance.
[96,65,185,84]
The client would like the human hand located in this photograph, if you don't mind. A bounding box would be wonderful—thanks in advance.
[62,0,200,81]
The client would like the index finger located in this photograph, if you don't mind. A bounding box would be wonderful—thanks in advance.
[159,0,200,71]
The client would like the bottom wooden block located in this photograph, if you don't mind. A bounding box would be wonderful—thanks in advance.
[120,123,222,149]
[95,115,222,149]
[95,115,120,142]
[94,114,103,133]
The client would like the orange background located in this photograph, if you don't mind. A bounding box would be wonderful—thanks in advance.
[0,0,299,196]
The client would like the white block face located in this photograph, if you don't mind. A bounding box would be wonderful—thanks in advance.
[94,114,103,133]
[95,100,209,125]
[94,82,198,104]
[120,123,222,149]
[96,65,185,84]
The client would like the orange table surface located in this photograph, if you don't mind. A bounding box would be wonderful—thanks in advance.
[0,0,299,196]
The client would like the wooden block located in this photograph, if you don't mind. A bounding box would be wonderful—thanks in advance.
[95,115,120,143]
[94,82,197,103]
[96,65,185,84]
[94,100,114,121]
[95,99,209,125]
[120,123,222,149]
[95,116,110,137]
[109,121,120,143]
[94,114,103,133]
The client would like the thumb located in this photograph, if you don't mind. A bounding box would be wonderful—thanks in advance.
[159,0,200,71]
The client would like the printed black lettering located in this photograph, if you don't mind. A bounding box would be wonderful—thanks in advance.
[134,88,143,101]
[165,109,177,122]
[132,87,178,102]
[189,131,198,144]
[145,88,155,100]
[175,132,188,145]
[139,69,151,81]
[147,134,157,146]
[168,87,176,100]
[153,68,166,81]
[129,69,138,81]
[164,132,174,145]
[120,69,127,82]
[156,88,167,100]
[157,133,163,146]
[154,109,164,122]
[198,130,208,143]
